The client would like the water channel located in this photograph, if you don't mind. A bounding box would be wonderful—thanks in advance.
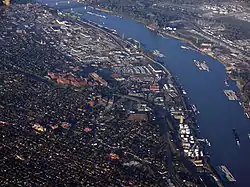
[36,1,250,186]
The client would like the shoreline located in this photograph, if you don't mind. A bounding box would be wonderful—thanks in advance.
[3,2,244,186]
[25,2,229,185]
[64,8,224,186]
[85,7,232,185]
[93,10,225,186]
[92,6,249,117]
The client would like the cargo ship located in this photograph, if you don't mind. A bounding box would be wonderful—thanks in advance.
[200,61,210,72]
[232,129,240,147]
[216,165,236,182]
[193,60,210,72]
[193,60,203,70]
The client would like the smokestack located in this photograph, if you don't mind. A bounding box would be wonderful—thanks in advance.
[2,0,10,6]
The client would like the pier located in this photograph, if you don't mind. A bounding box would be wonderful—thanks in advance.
[224,90,239,101]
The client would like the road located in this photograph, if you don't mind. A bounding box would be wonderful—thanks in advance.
[190,28,250,62]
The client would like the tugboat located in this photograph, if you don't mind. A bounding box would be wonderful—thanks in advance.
[232,129,240,147]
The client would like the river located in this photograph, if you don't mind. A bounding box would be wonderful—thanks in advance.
[35,1,250,186]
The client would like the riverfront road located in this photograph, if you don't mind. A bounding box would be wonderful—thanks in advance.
[190,29,250,61]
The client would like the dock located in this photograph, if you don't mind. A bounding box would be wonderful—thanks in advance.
[216,165,236,182]
[224,90,239,101]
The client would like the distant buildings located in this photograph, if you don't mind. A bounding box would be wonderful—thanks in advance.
[149,83,160,92]
[48,72,88,86]
[127,113,148,122]
[111,74,125,81]
[32,123,46,133]
[200,43,212,52]
[148,64,163,74]
[90,72,108,87]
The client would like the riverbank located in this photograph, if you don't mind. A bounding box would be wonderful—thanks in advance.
[144,47,224,187]
[66,4,249,186]
[63,8,223,185]
[5,1,249,186]
[68,8,224,185]
[91,6,250,118]
[127,26,224,187]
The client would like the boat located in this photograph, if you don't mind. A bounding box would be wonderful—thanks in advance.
[191,104,200,114]
[201,61,210,72]
[248,133,250,139]
[196,63,203,70]
[232,129,240,147]
[146,24,157,32]
[87,11,106,19]
[127,38,140,48]
[152,49,165,58]
[182,89,187,95]
[103,27,118,35]
[193,60,203,70]
[181,46,188,49]
[205,139,211,146]
[194,60,209,72]
[157,33,164,38]
[95,7,113,14]
[246,112,250,119]
[216,165,236,182]
[224,79,229,87]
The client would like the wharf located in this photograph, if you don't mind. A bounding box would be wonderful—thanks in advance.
[216,165,236,182]
[224,90,239,101]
